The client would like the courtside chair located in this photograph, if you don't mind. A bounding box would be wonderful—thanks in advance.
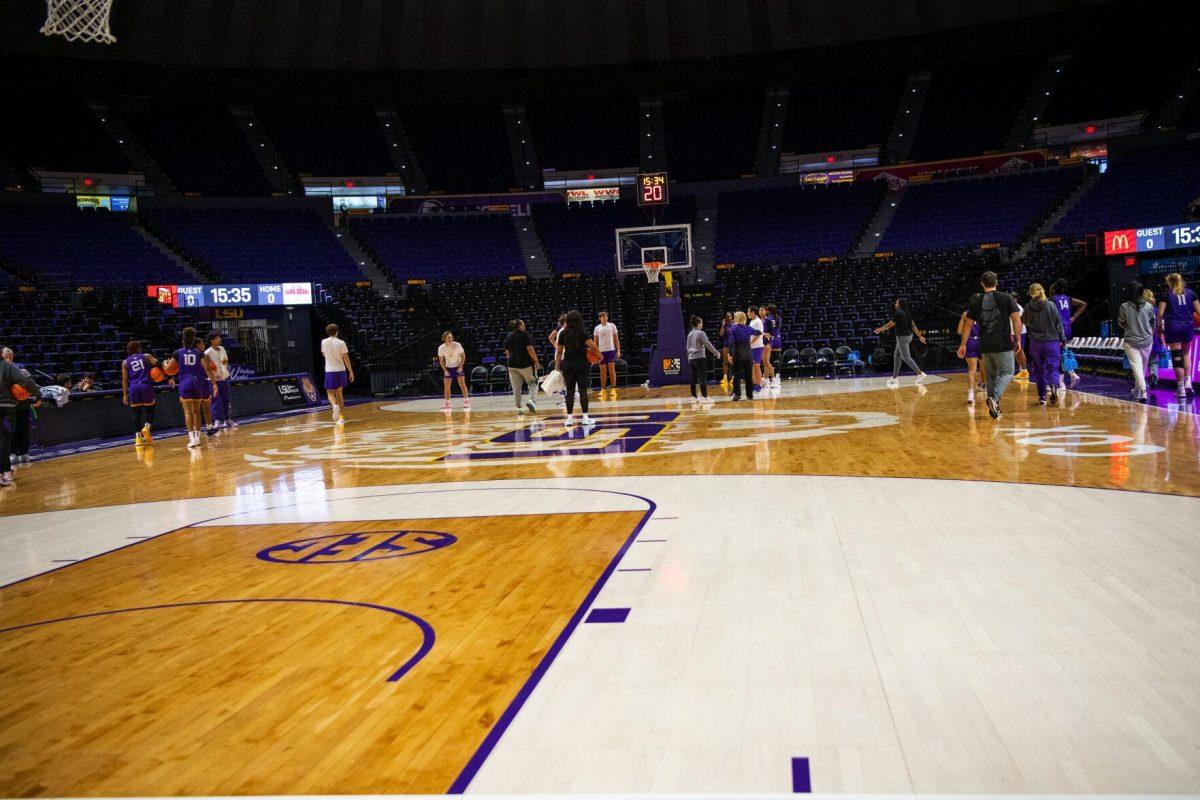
[798,347,818,377]
[779,348,800,378]
[816,347,837,378]
[470,365,489,393]
[489,364,509,392]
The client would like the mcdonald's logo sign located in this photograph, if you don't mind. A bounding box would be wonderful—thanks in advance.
[1104,229,1135,255]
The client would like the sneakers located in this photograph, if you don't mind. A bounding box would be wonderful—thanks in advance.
[1070,372,1081,389]
[226,419,239,428]
[463,401,472,411]
[581,414,595,427]
[187,431,200,448]
[1177,389,1188,402]
[1138,389,1149,403]
[967,390,975,405]
[915,372,928,383]
[1049,387,1059,406]
[699,396,714,405]
[1187,383,1196,397]
[773,376,782,389]
[886,378,899,388]
[563,414,575,427]
[134,433,145,447]
[986,396,1000,419]
[1039,397,1048,408]
[335,417,346,426]
[0,471,12,487]
[525,398,536,414]
[1016,369,1029,381]
[517,407,526,416]
[141,423,153,444]
[441,401,452,411]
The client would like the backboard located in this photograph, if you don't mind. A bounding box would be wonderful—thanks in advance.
[614,224,693,275]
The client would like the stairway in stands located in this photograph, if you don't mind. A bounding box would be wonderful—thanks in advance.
[1011,171,1099,259]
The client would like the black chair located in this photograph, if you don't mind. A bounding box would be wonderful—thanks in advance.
[816,347,837,378]
[614,358,629,387]
[489,364,508,392]
[834,345,864,377]
[470,365,489,393]
[869,347,889,373]
[778,347,800,378]
[798,347,818,377]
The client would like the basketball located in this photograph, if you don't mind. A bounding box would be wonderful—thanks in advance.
[150,366,166,382]
[587,350,603,365]
[162,358,178,377]
[11,384,31,402]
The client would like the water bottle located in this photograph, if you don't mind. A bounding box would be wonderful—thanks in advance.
[1099,320,1110,339]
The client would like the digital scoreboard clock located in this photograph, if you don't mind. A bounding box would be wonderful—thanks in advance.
[636,172,669,206]
[147,282,314,308]
[1104,223,1200,256]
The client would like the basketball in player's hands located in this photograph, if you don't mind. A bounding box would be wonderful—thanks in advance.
[162,358,179,377]
[587,349,603,365]
[150,366,166,382]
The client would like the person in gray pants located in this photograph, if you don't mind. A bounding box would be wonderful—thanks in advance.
[958,271,1023,419]
[503,319,541,415]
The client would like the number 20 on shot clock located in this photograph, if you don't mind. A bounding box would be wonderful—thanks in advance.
[637,172,669,206]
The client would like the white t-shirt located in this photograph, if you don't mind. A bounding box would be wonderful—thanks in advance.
[321,336,349,373]
[750,318,765,349]
[593,322,618,352]
[438,341,466,368]
[1012,303,1023,335]
[204,345,230,381]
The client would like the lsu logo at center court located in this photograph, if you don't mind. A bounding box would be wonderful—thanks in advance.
[257,530,456,564]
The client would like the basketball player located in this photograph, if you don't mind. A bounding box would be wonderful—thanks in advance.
[1157,273,1200,401]
[121,340,159,446]
[206,332,236,428]
[321,323,354,425]
[687,315,721,404]
[758,306,777,389]
[174,327,217,448]
[957,310,985,405]
[0,350,41,487]
[194,337,218,434]
[548,313,578,406]
[747,307,765,391]
[873,298,927,387]
[1021,283,1066,407]
[958,272,1023,419]
[554,310,602,427]
[726,311,760,401]
[718,312,734,385]
[766,304,783,389]
[504,319,540,415]
[437,331,470,411]
[593,311,621,396]
[1050,279,1086,390]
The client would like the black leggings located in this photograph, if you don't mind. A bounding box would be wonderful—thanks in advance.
[689,358,708,397]
[731,358,755,399]
[0,407,14,473]
[132,404,156,432]
[12,407,31,457]
[561,362,589,415]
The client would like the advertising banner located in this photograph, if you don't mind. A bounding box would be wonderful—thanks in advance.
[856,151,1047,188]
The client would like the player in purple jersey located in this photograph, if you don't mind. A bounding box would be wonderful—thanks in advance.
[718,312,734,387]
[1157,273,1200,400]
[957,310,986,405]
[766,304,783,389]
[758,306,777,390]
[1050,279,1086,390]
[174,327,218,448]
[121,340,160,447]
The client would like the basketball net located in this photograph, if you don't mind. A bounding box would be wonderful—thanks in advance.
[643,261,664,283]
[40,0,116,44]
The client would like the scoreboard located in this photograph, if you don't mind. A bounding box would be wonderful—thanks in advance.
[1104,223,1200,256]
[636,172,669,206]
[147,282,314,308]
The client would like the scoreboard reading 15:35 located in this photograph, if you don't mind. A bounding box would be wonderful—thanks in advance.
[636,172,669,206]
[147,282,314,308]
[1104,223,1200,255]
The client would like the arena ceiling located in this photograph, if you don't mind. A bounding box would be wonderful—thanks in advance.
[4,0,1117,72]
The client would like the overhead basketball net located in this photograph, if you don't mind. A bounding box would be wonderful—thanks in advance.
[40,0,116,44]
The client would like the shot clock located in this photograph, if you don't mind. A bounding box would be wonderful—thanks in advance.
[636,172,669,207]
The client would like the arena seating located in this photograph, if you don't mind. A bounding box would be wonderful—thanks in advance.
[714,183,884,263]
[880,167,1083,252]
[400,103,515,193]
[141,208,363,284]
[2,92,131,178]
[911,57,1039,161]
[532,198,694,275]
[321,284,427,356]
[119,100,272,196]
[663,89,762,181]
[784,72,906,153]
[349,214,525,283]
[528,97,639,172]
[0,205,194,287]
[1053,141,1200,237]
[256,105,393,177]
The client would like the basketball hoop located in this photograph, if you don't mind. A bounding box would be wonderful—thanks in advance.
[40,0,116,44]
[642,261,664,283]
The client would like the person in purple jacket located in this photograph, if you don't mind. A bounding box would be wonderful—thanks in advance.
[1157,273,1200,401]
[173,327,218,449]
[725,311,762,401]
[121,340,160,448]
[1050,279,1086,390]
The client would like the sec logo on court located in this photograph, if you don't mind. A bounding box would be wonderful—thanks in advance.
[257,530,457,564]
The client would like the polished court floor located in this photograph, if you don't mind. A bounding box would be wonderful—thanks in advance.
[1,373,1198,797]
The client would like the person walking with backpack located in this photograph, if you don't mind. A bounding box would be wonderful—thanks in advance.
[958,271,1023,419]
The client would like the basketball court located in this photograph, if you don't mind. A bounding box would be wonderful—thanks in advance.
[3,374,1198,797]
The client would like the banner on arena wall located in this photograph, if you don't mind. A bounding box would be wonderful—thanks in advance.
[856,151,1048,188]
[275,375,320,407]
[566,187,621,202]
[389,192,561,213]
[1139,255,1200,275]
